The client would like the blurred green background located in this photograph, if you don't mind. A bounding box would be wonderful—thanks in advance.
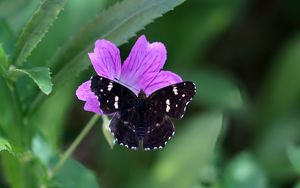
[1,0,300,187]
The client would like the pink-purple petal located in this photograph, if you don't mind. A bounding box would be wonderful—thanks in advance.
[144,71,183,96]
[76,80,103,114]
[88,40,122,80]
[119,35,167,93]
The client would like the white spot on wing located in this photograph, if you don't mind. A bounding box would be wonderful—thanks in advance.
[166,99,171,112]
[166,105,170,112]
[182,94,185,97]
[173,86,178,95]
[108,82,113,91]
[114,96,119,109]
[114,102,118,109]
[166,99,170,105]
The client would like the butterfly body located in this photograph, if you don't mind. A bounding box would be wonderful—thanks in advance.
[90,75,196,150]
[136,90,147,140]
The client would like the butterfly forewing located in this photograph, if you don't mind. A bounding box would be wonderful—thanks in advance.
[90,75,137,114]
[147,82,196,119]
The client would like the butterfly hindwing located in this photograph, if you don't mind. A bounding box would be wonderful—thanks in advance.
[109,110,139,149]
[90,75,137,114]
[142,114,175,150]
[147,82,196,119]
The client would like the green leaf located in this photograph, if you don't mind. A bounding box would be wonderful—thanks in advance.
[0,137,13,154]
[144,112,223,188]
[182,69,244,110]
[0,18,15,54]
[53,158,100,188]
[254,115,300,180]
[0,44,8,77]
[28,82,75,148]
[30,0,186,114]
[49,0,185,74]
[294,181,300,188]
[11,67,53,95]
[1,152,25,188]
[32,135,52,168]
[287,145,300,175]
[257,34,300,123]
[13,0,67,66]
[101,115,115,149]
[222,152,268,188]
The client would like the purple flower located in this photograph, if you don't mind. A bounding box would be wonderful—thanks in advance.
[76,35,182,114]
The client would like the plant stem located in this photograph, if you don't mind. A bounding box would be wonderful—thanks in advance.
[50,114,100,176]
[5,80,25,146]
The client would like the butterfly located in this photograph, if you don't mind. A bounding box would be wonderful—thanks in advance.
[90,75,196,150]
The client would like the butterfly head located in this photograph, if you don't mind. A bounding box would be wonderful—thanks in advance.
[138,90,147,99]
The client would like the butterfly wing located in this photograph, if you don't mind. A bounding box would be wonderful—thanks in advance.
[109,109,139,149]
[147,82,196,119]
[142,114,175,150]
[90,75,138,114]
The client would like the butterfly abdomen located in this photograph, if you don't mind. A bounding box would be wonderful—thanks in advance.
[136,124,146,138]
[136,95,147,139]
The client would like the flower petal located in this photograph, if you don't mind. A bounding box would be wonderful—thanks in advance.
[76,80,102,114]
[120,35,167,94]
[144,71,183,96]
[88,40,121,80]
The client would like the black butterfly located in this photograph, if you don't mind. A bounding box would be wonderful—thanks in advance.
[90,75,196,150]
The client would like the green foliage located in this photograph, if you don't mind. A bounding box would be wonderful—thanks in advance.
[52,158,99,188]
[295,182,300,188]
[258,34,300,124]
[0,44,8,77]
[222,153,268,188]
[13,0,67,66]
[149,112,223,188]
[287,145,300,175]
[0,137,13,154]
[32,135,52,168]
[10,67,52,95]
[49,0,186,74]
[184,69,243,110]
